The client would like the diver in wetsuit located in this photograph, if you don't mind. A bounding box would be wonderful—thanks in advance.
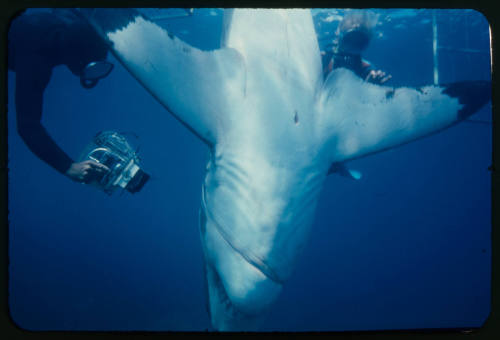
[322,10,391,84]
[323,10,391,178]
[8,9,114,183]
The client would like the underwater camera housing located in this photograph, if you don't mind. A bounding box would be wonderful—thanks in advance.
[78,131,150,195]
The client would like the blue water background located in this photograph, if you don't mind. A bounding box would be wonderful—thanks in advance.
[7,8,492,331]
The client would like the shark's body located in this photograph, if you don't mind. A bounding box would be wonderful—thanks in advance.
[80,8,490,330]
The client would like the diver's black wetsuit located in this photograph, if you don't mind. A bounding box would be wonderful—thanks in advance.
[322,50,372,81]
[8,11,107,174]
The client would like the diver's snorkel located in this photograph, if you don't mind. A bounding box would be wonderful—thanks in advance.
[80,61,114,89]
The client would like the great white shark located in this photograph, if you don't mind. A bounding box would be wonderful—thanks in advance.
[78,8,491,331]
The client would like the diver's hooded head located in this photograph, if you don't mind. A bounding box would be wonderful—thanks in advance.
[336,10,379,54]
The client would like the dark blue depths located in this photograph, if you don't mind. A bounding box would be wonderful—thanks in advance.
[7,9,491,331]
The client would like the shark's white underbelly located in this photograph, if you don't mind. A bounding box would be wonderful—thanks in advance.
[201,147,325,284]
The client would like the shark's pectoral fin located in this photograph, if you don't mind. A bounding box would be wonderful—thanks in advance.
[328,163,362,180]
[79,8,246,146]
[318,68,491,163]
[441,80,492,120]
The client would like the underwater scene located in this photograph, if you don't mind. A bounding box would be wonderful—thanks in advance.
[7,8,491,332]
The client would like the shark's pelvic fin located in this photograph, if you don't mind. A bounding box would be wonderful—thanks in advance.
[328,163,362,180]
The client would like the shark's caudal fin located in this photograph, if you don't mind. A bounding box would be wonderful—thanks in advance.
[318,68,491,163]
[79,8,246,146]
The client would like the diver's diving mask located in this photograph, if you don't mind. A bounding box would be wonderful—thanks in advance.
[339,29,371,54]
[79,131,149,194]
[80,61,114,89]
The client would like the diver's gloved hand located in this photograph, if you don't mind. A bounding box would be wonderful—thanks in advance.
[66,160,110,184]
[365,69,392,84]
